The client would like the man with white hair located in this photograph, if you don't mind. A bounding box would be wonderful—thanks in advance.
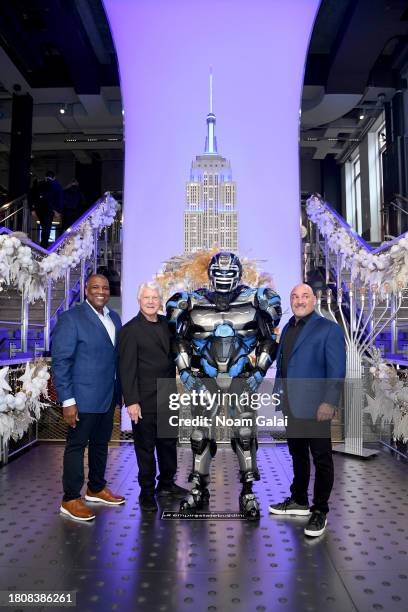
[119,282,188,512]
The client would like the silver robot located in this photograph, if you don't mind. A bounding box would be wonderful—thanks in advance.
[166,252,281,518]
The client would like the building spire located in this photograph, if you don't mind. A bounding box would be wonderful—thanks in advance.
[205,68,217,154]
[209,67,213,113]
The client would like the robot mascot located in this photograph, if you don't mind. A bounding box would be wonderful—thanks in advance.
[166,252,281,518]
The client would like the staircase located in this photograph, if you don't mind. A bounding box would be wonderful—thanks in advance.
[0,270,83,359]
[304,197,408,365]
[0,193,121,362]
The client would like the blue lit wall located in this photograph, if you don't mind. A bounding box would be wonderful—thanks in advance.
[103,0,320,323]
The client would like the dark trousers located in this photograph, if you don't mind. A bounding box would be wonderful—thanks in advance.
[286,417,334,514]
[62,403,115,501]
[131,411,177,494]
[37,208,54,248]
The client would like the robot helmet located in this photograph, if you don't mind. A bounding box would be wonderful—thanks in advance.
[208,252,242,293]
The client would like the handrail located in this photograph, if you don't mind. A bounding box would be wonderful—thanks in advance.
[0,194,31,236]
[0,226,49,254]
[389,199,408,217]
[304,196,408,355]
[0,206,25,224]
[0,194,26,213]
[0,193,110,254]
[307,193,408,256]
[0,192,121,360]
[50,196,106,252]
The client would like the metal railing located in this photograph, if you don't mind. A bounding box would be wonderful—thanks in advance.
[0,194,31,235]
[304,196,408,458]
[303,197,408,357]
[0,193,122,360]
[382,194,408,239]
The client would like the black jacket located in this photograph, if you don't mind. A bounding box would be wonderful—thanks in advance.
[118,312,176,411]
[34,178,63,213]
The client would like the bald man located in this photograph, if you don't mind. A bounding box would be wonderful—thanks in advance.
[269,283,346,537]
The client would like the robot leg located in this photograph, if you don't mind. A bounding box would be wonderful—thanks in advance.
[231,412,260,519]
[180,428,217,512]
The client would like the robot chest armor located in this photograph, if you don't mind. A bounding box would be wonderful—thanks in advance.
[189,303,257,338]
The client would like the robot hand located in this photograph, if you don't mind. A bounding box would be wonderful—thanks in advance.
[180,370,213,410]
[266,293,282,329]
[245,369,264,392]
[180,370,206,393]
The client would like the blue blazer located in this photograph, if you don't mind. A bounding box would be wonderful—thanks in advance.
[51,301,122,413]
[275,311,346,419]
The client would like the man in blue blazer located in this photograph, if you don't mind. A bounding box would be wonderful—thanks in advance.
[52,274,125,521]
[269,283,346,537]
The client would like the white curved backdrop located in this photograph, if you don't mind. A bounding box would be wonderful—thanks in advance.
[103,0,321,323]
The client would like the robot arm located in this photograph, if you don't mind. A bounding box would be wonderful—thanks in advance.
[256,288,282,335]
[166,291,192,370]
[166,292,206,393]
[246,288,282,391]
[174,339,205,393]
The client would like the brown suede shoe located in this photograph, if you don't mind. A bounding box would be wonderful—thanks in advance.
[85,487,125,505]
[60,498,95,521]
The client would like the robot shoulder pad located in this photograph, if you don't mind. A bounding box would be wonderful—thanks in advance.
[256,287,281,310]
[237,285,256,299]
[166,291,190,311]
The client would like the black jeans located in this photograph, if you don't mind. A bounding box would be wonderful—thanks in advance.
[131,411,177,495]
[286,417,333,514]
[62,402,115,501]
[37,208,54,248]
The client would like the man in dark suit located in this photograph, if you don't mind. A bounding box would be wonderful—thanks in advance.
[52,274,125,521]
[119,282,188,512]
[34,170,63,248]
[269,283,346,537]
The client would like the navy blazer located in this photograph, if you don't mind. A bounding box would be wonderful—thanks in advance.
[275,311,346,419]
[51,301,122,413]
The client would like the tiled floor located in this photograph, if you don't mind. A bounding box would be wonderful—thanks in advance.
[0,443,407,612]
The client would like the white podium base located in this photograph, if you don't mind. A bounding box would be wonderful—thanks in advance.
[332,443,379,458]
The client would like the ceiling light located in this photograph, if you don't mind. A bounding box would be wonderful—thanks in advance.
[59,103,70,115]
[359,113,365,120]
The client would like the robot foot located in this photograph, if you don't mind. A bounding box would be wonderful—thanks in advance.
[179,487,210,512]
[239,492,260,520]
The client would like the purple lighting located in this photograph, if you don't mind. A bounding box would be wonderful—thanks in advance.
[103,0,321,323]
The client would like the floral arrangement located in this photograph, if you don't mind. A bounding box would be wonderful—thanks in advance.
[306,195,408,289]
[155,248,275,305]
[364,352,408,443]
[0,193,119,302]
[0,360,50,444]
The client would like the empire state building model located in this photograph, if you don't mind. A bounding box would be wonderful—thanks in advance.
[184,75,238,253]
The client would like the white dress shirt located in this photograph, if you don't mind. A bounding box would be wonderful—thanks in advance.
[62,301,116,408]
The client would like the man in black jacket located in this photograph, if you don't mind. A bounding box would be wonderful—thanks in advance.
[119,282,188,512]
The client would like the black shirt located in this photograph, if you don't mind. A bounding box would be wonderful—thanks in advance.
[281,312,314,379]
[118,312,176,409]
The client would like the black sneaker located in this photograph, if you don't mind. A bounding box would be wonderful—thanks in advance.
[139,493,158,512]
[268,496,310,516]
[156,483,189,499]
[304,510,327,536]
